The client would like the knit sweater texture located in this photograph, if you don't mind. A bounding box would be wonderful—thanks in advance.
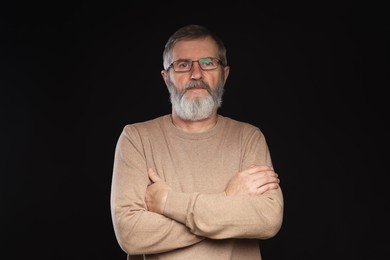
[111,114,284,260]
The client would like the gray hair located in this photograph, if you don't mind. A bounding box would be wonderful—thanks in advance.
[162,24,227,70]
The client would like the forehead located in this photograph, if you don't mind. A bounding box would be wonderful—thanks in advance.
[172,37,219,60]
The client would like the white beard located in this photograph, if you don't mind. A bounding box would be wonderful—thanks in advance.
[172,93,216,121]
[167,78,224,121]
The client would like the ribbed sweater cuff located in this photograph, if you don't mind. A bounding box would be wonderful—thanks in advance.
[163,191,194,224]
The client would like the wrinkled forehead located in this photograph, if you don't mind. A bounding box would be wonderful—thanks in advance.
[171,37,219,60]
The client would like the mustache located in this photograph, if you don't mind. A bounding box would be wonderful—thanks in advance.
[185,80,211,91]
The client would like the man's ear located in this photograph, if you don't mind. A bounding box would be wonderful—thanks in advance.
[161,70,168,85]
[224,66,230,82]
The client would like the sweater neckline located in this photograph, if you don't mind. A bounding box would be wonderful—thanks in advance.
[163,114,224,140]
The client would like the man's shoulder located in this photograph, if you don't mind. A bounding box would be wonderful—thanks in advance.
[219,115,260,130]
[125,114,169,128]
[121,114,170,135]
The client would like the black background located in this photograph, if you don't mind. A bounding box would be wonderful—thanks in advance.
[1,2,389,260]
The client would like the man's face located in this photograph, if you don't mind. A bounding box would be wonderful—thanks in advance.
[162,37,229,120]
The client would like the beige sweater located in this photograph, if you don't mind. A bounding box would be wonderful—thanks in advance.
[110,114,284,260]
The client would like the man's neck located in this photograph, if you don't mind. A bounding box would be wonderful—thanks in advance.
[171,112,218,133]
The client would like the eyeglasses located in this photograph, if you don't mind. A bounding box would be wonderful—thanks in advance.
[167,57,223,72]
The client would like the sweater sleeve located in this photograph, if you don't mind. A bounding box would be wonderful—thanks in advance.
[162,126,284,239]
[110,126,204,255]
[164,188,283,239]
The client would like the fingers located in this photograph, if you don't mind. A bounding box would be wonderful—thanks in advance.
[252,172,279,185]
[248,174,280,195]
[253,169,279,185]
[247,165,280,195]
[247,164,273,173]
[148,168,162,183]
[245,166,278,182]
[255,182,280,195]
